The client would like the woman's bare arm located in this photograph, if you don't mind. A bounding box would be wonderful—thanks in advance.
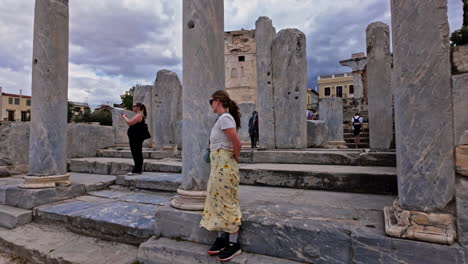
[223,128,242,162]
[122,113,143,126]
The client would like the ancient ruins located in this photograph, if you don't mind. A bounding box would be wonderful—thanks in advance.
[0,0,466,263]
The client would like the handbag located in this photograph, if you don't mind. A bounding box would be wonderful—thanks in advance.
[141,122,151,140]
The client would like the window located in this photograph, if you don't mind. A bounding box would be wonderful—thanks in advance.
[8,98,12,104]
[14,98,20,105]
[349,85,354,94]
[231,68,238,78]
[238,56,245,62]
[21,111,27,122]
[26,100,31,106]
[324,87,331,96]
[7,110,14,121]
[336,86,343,98]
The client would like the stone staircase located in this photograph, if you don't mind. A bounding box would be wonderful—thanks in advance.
[0,147,464,263]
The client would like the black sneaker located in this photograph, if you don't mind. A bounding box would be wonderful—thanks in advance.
[217,242,242,262]
[207,237,228,255]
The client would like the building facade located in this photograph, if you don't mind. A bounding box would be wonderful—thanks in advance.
[224,30,257,104]
[307,89,319,110]
[0,88,32,122]
[317,72,355,98]
[69,101,90,117]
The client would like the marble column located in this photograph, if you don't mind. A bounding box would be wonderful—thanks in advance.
[272,29,308,149]
[366,22,393,150]
[340,56,367,99]
[21,0,70,189]
[319,98,344,144]
[152,70,182,150]
[255,17,276,149]
[383,0,456,245]
[171,0,225,210]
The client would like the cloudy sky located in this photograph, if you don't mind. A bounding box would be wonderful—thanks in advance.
[0,0,463,108]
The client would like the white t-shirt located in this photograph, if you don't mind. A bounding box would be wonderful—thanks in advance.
[210,113,236,151]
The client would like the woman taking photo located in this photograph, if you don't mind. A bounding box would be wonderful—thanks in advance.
[200,90,243,262]
[121,103,148,175]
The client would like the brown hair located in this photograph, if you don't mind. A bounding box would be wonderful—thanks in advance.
[211,90,241,130]
[135,103,147,118]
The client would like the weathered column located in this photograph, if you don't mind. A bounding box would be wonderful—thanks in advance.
[366,22,393,150]
[340,54,367,99]
[255,17,276,149]
[319,98,344,145]
[453,74,468,147]
[171,0,224,210]
[272,29,307,149]
[133,85,154,148]
[384,0,456,245]
[152,70,182,150]
[21,0,70,188]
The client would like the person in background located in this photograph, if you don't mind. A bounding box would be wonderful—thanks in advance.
[352,113,364,148]
[248,111,259,148]
[306,109,313,120]
[121,103,148,175]
[311,109,318,120]
[201,90,243,262]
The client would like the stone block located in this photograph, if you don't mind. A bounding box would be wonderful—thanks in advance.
[152,70,182,150]
[391,0,455,211]
[67,124,115,158]
[112,108,135,145]
[272,28,307,149]
[457,146,468,176]
[319,98,344,142]
[453,73,468,146]
[133,84,154,148]
[366,22,393,150]
[0,205,32,229]
[238,103,256,143]
[255,17,276,149]
[461,130,468,145]
[0,122,29,167]
[453,45,468,74]
[307,120,328,147]
[138,237,302,264]
[457,177,468,248]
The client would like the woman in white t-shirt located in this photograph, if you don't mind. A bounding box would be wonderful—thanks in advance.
[200,90,243,262]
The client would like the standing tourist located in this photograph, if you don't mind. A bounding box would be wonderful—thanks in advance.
[121,103,149,175]
[352,113,364,148]
[248,111,259,148]
[201,90,243,262]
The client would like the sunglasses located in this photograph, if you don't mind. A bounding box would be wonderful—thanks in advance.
[209,98,218,105]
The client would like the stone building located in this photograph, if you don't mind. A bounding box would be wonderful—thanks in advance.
[68,101,90,117]
[224,30,257,104]
[307,89,319,110]
[0,87,31,122]
[317,72,354,98]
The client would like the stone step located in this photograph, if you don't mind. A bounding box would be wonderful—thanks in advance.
[0,173,115,209]
[345,143,370,149]
[35,189,174,245]
[153,185,465,264]
[138,237,304,264]
[0,205,31,229]
[0,223,138,264]
[91,148,396,167]
[116,172,183,192]
[98,147,181,159]
[69,158,397,194]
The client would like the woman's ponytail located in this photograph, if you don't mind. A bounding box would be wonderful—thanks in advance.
[228,99,241,130]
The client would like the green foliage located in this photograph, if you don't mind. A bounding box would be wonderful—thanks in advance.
[120,86,135,110]
[88,111,112,126]
[451,0,468,46]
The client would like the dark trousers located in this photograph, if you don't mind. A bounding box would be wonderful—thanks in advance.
[250,135,258,148]
[129,136,144,173]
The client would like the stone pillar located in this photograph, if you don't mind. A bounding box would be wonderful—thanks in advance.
[171,0,224,210]
[384,0,456,244]
[133,85,154,148]
[272,29,307,149]
[255,17,276,149]
[319,98,344,144]
[453,74,468,147]
[366,22,393,150]
[152,70,182,150]
[340,55,367,99]
[21,0,70,189]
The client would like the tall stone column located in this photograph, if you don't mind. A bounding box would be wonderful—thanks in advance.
[255,17,276,149]
[340,55,367,99]
[21,0,70,189]
[319,98,344,145]
[272,29,308,149]
[384,0,456,245]
[171,0,224,210]
[366,22,393,150]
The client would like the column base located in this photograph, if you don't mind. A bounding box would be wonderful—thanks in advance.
[384,199,456,245]
[18,174,71,189]
[455,145,468,176]
[171,188,207,211]
[327,141,348,148]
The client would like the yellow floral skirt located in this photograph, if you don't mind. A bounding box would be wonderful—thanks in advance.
[200,149,242,233]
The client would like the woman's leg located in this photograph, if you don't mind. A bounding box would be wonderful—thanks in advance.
[129,137,139,173]
[134,139,144,173]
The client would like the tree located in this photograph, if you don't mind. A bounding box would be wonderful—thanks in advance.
[120,86,135,110]
[451,0,468,46]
